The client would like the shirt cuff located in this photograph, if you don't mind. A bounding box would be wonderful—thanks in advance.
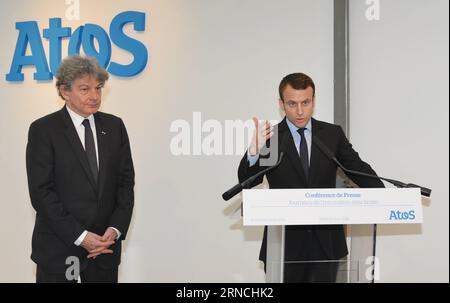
[109,227,121,240]
[74,230,88,246]
[247,152,260,167]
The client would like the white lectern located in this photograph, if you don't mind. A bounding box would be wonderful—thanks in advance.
[243,188,423,283]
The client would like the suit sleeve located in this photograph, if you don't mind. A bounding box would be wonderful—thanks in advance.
[109,119,135,240]
[335,127,385,188]
[26,122,85,246]
[237,152,265,186]
[237,133,278,187]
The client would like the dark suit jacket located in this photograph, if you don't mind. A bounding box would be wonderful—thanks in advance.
[26,106,135,273]
[238,117,384,264]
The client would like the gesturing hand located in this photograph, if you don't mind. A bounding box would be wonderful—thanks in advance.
[248,117,273,155]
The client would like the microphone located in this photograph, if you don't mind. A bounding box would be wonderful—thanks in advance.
[313,135,432,197]
[222,152,284,201]
[222,134,287,201]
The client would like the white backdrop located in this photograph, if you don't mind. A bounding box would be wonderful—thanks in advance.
[1,0,447,283]
[349,0,449,282]
[0,0,334,282]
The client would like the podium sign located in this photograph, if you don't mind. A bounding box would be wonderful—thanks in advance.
[243,188,422,226]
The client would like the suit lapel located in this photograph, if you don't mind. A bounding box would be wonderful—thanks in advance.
[94,112,108,201]
[278,118,308,184]
[60,107,98,192]
[309,118,323,187]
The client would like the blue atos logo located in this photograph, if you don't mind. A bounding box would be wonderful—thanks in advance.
[6,11,148,81]
[389,210,416,220]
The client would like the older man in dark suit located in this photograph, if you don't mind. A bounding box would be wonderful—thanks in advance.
[26,55,135,283]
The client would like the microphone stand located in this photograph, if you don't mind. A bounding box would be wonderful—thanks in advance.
[313,136,432,197]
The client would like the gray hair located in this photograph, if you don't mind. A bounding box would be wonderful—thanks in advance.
[56,55,109,100]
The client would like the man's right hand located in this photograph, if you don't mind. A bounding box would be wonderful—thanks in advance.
[81,232,114,257]
[248,117,273,155]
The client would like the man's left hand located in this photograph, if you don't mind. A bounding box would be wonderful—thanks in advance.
[87,228,118,259]
[101,227,118,242]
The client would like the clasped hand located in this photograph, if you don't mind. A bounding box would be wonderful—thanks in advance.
[81,228,117,259]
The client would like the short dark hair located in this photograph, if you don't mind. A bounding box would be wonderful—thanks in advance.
[279,73,315,101]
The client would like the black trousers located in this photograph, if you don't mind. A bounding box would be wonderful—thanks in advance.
[36,259,118,283]
[283,230,339,283]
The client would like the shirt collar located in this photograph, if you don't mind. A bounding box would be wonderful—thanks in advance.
[286,117,312,136]
[66,105,94,127]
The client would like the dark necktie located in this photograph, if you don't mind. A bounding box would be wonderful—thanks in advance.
[82,119,98,184]
[297,128,309,180]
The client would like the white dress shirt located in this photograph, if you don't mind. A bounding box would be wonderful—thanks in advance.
[66,105,121,246]
[247,118,312,166]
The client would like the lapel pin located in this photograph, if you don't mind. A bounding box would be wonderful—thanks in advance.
[101,131,106,135]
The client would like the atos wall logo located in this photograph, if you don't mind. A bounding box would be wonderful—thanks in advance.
[6,11,148,81]
[389,210,416,220]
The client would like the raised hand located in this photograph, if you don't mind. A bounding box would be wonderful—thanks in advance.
[248,117,273,155]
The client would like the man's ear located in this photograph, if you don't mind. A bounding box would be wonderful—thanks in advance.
[59,85,69,101]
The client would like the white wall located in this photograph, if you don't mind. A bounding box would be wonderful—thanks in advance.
[0,0,334,282]
[349,0,449,282]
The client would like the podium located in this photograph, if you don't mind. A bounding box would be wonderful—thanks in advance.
[242,188,423,283]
